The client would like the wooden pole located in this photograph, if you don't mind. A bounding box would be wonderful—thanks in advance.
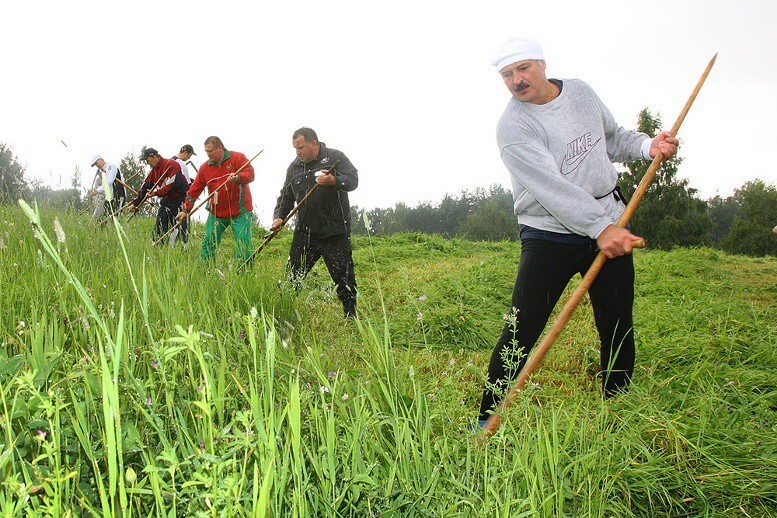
[237,160,340,274]
[99,166,170,225]
[115,178,138,195]
[480,54,717,441]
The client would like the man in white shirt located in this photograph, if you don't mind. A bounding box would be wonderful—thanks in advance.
[174,144,197,185]
[89,154,125,221]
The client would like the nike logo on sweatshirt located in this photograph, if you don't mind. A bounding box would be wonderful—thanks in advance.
[560,132,601,175]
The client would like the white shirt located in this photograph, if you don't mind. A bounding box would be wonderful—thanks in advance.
[95,162,119,198]
[174,157,191,183]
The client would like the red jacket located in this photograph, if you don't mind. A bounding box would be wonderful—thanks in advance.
[132,157,186,206]
[184,150,254,218]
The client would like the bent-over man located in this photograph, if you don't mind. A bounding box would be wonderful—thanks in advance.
[89,154,125,221]
[129,148,188,245]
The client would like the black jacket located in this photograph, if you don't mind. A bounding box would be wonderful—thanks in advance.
[273,143,358,238]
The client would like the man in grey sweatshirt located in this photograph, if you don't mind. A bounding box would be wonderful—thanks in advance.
[477,37,679,426]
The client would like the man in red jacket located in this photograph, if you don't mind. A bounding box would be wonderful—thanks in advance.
[176,136,255,262]
[129,148,188,245]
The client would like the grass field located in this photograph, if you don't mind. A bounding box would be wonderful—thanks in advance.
[0,203,775,516]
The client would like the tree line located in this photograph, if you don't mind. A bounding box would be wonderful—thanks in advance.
[2,109,775,256]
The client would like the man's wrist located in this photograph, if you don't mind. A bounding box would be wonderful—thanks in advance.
[640,138,652,160]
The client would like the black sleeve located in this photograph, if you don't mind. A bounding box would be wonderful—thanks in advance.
[333,151,358,192]
[273,167,295,220]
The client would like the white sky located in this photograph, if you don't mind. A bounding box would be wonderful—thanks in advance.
[2,1,775,225]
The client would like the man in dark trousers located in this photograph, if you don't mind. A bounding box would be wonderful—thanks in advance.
[272,127,359,318]
[477,37,679,427]
[128,148,188,246]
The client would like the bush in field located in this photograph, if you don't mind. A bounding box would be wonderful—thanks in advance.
[619,109,713,248]
[461,198,519,241]
[722,179,777,256]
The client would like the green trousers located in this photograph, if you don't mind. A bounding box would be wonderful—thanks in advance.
[200,211,254,262]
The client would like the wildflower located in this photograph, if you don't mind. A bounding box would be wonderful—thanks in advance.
[150,360,160,369]
[237,330,247,340]
[416,312,423,321]
[146,397,152,406]
[17,199,39,225]
[362,210,372,231]
[36,430,47,441]
[53,218,66,243]
[418,294,428,302]
[250,307,258,319]
[408,365,415,377]
[320,385,330,394]
[448,358,456,366]
[341,393,349,401]
[282,340,289,350]
[125,467,137,485]
[327,371,337,379]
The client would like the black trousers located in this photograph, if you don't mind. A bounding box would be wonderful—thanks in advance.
[478,238,635,420]
[288,231,357,315]
[153,202,187,244]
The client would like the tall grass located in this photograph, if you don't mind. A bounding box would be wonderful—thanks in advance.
[0,204,774,515]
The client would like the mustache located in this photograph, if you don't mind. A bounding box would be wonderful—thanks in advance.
[513,82,529,92]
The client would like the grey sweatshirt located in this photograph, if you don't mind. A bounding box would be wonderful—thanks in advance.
[496,79,649,239]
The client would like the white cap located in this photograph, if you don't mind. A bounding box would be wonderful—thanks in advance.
[491,37,544,72]
[90,154,102,166]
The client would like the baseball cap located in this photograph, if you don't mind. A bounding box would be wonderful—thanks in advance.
[141,148,160,160]
[90,154,103,167]
[180,144,197,155]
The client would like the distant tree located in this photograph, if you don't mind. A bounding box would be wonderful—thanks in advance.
[30,184,83,210]
[353,184,518,240]
[64,165,87,210]
[618,109,712,248]
[707,193,739,246]
[461,199,519,241]
[0,143,30,203]
[119,152,147,194]
[722,180,777,256]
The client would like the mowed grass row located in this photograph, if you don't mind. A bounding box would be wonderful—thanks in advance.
[0,203,774,516]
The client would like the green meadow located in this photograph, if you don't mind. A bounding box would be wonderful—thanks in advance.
[0,203,774,516]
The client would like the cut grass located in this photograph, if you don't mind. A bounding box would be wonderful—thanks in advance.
[0,204,774,516]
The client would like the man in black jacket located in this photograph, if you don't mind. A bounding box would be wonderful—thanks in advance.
[272,127,359,317]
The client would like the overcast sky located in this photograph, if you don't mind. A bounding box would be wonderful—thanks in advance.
[2,1,775,224]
